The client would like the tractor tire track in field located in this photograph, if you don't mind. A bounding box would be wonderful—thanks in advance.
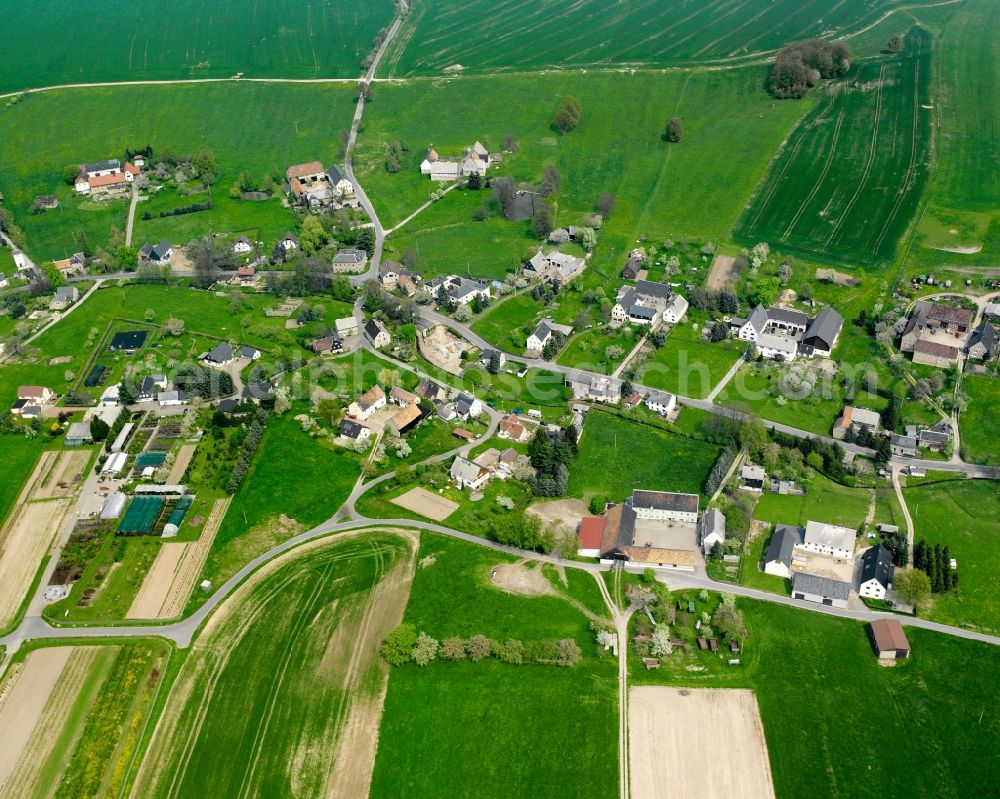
[825,64,887,247]
[235,566,333,799]
[745,90,839,230]
[157,570,302,799]
[782,108,846,240]
[874,37,926,255]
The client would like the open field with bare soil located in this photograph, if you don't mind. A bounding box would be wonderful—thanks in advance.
[22,450,90,500]
[165,444,197,484]
[0,499,73,630]
[629,687,775,799]
[127,498,230,620]
[391,487,459,521]
[132,530,416,799]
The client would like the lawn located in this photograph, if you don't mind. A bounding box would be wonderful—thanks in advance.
[0,82,356,260]
[134,532,413,798]
[633,596,1000,799]
[637,316,743,399]
[0,0,390,92]
[959,374,1000,465]
[383,0,938,74]
[354,68,812,275]
[752,471,890,529]
[384,188,539,281]
[736,28,932,266]
[905,478,1000,631]
[557,325,642,375]
[471,293,544,351]
[567,410,721,503]
[371,418,457,476]
[370,533,617,798]
[719,360,886,437]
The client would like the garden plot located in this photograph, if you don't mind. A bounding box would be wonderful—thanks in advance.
[392,487,459,521]
[705,254,738,290]
[20,450,89,500]
[127,497,230,619]
[629,687,775,799]
[418,325,472,375]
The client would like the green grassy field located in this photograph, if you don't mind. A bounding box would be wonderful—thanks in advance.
[959,374,1000,465]
[370,533,617,798]
[204,410,363,587]
[0,0,390,92]
[354,68,811,276]
[927,0,1000,213]
[384,0,937,74]
[752,471,902,529]
[135,532,413,797]
[557,325,641,375]
[568,410,721,502]
[633,596,1000,799]
[0,83,355,259]
[0,437,47,529]
[906,478,1000,631]
[737,28,932,266]
[637,316,743,399]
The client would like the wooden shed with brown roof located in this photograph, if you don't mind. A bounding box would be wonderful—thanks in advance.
[868,618,910,660]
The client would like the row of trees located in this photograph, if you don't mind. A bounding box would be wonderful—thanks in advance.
[225,408,268,494]
[527,425,578,496]
[703,447,738,496]
[914,539,958,594]
[381,624,582,667]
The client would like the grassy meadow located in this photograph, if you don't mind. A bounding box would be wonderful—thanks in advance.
[568,409,721,502]
[906,478,1000,631]
[737,28,932,266]
[370,533,617,798]
[354,68,812,275]
[0,0,389,92]
[0,82,356,259]
[134,532,414,798]
[634,596,1000,799]
[637,315,743,399]
[959,374,1000,465]
[384,0,938,74]
[752,471,903,530]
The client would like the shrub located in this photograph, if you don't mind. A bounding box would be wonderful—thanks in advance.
[466,634,491,662]
[381,623,417,665]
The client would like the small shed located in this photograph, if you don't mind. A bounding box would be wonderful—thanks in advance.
[868,619,910,660]
[697,638,708,651]
[708,639,720,652]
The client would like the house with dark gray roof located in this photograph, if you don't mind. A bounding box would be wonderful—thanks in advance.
[365,318,390,349]
[139,240,173,264]
[858,544,894,600]
[763,524,803,578]
[791,572,851,608]
[631,490,699,523]
[967,319,997,361]
[890,434,917,457]
[801,307,844,356]
[204,342,235,366]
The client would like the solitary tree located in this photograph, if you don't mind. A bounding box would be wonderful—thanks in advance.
[665,116,683,143]
[488,350,502,375]
[552,96,582,134]
[887,34,904,53]
[540,164,561,196]
[597,193,616,217]
[893,568,932,609]
[532,201,556,238]
[467,170,482,190]
[192,147,218,185]
[491,176,516,218]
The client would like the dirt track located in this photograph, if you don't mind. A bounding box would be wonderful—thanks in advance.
[706,254,737,291]
[166,444,197,484]
[391,487,458,521]
[629,687,775,799]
